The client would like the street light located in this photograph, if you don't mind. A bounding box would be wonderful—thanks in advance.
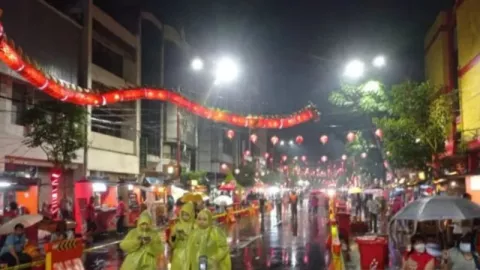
[289,140,294,146]
[167,166,175,175]
[373,55,386,68]
[191,57,204,71]
[344,60,365,79]
[214,57,239,84]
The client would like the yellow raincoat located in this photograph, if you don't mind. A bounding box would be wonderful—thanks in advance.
[186,209,231,270]
[169,202,196,270]
[119,212,164,270]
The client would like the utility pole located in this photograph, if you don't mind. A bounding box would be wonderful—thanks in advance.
[80,0,92,177]
[176,106,181,177]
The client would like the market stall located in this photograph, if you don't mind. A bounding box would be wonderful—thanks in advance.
[73,178,118,235]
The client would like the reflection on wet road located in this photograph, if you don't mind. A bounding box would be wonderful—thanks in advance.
[83,201,327,269]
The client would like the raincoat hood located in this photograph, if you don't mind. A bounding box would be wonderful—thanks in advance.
[137,212,153,229]
[197,209,213,228]
[180,202,195,223]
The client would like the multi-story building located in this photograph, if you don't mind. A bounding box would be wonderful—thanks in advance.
[424,0,480,198]
[0,0,141,209]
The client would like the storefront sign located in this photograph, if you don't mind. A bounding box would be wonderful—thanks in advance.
[50,170,61,219]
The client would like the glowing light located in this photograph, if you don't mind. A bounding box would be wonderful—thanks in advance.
[191,57,204,71]
[289,140,294,145]
[234,168,240,175]
[327,188,336,198]
[341,154,347,160]
[214,57,239,84]
[127,184,133,191]
[344,60,365,79]
[362,80,380,92]
[0,182,11,187]
[92,182,107,192]
[280,140,285,146]
[373,55,386,68]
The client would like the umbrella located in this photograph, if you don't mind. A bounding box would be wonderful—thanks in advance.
[348,187,362,194]
[213,195,233,206]
[180,192,205,203]
[392,196,480,222]
[0,214,43,235]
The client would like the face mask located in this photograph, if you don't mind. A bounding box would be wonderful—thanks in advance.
[414,243,426,253]
[459,243,471,253]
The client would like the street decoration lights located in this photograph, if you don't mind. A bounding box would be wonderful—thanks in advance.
[341,155,347,160]
[375,129,383,139]
[280,140,285,146]
[234,168,240,175]
[321,156,328,162]
[250,133,258,144]
[271,136,279,145]
[221,163,228,170]
[295,135,304,145]
[361,152,367,159]
[289,140,294,146]
[226,129,235,139]
[347,132,356,142]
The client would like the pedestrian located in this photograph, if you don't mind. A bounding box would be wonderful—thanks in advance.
[312,195,319,215]
[402,235,435,270]
[116,196,126,234]
[85,196,97,243]
[275,195,282,219]
[186,209,231,270]
[289,192,298,217]
[367,196,380,233]
[169,202,195,270]
[355,194,362,218]
[259,195,266,217]
[441,233,479,269]
[51,220,74,242]
[119,212,163,270]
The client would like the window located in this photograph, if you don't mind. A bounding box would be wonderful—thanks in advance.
[11,82,28,125]
[92,39,123,78]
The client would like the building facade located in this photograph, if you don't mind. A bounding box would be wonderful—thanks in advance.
[0,0,142,209]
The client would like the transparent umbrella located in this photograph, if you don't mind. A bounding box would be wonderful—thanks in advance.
[0,214,43,235]
[213,195,233,206]
[392,196,480,221]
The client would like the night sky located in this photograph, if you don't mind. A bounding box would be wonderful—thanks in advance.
[101,0,454,160]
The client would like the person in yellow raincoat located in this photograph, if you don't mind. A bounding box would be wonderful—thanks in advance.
[169,202,196,270]
[186,209,231,270]
[119,212,164,270]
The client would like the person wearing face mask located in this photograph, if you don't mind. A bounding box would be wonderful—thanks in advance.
[186,209,231,270]
[441,233,478,270]
[402,235,435,270]
[169,202,196,270]
[119,212,164,270]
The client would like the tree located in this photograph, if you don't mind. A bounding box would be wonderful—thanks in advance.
[235,161,256,187]
[23,100,87,219]
[23,100,87,168]
[374,82,454,171]
[181,170,207,185]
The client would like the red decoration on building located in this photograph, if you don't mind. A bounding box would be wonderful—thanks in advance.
[320,135,328,144]
[50,169,61,219]
[347,132,356,142]
[295,135,304,145]
[226,129,235,139]
[0,22,319,129]
[270,136,279,145]
[250,134,258,143]
[375,128,383,138]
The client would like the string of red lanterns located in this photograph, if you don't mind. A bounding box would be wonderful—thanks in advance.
[0,21,319,129]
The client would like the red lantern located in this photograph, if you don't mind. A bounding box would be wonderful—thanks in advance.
[270,136,279,145]
[226,129,235,139]
[295,135,304,145]
[250,133,258,143]
[301,155,307,162]
[264,153,270,159]
[244,150,251,156]
[347,132,356,142]
[282,155,287,162]
[321,156,328,162]
[375,128,383,138]
[320,135,328,145]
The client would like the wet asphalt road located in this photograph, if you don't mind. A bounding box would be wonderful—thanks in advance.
[83,200,328,270]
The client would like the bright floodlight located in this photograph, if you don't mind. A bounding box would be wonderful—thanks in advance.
[214,57,239,84]
[191,58,204,71]
[373,55,386,68]
[344,60,365,79]
[362,80,380,92]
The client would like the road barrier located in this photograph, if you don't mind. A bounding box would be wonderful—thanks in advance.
[45,239,84,270]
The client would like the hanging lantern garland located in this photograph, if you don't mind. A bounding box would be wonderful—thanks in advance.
[320,135,328,145]
[0,21,319,129]
[226,129,235,139]
[295,135,304,145]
